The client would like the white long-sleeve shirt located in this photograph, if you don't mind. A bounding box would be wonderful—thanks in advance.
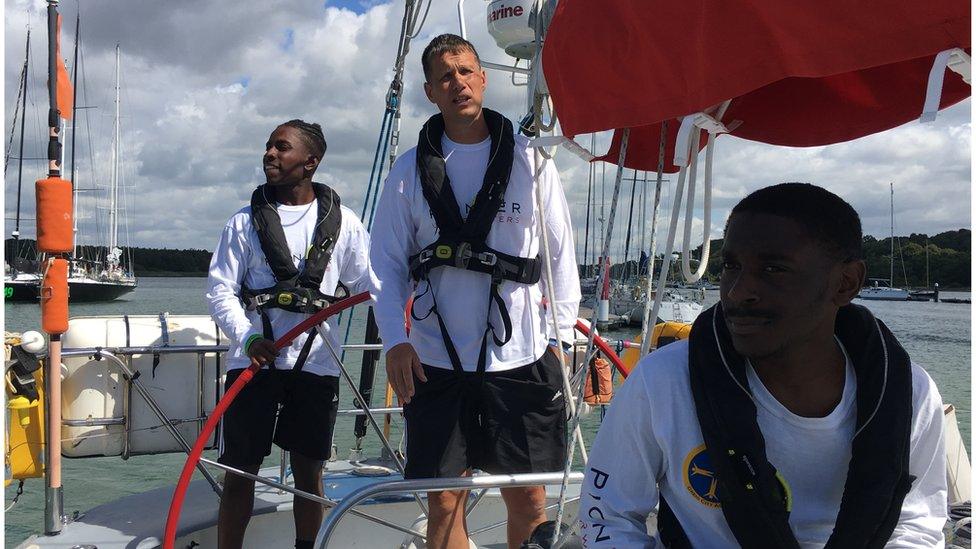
[579,339,948,548]
[370,131,581,372]
[206,201,372,377]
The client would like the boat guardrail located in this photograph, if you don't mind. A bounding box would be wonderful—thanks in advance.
[314,471,585,547]
[49,343,390,497]
[53,342,385,356]
[40,343,587,544]
[195,457,430,540]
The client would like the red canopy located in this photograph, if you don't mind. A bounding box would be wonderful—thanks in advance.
[543,0,970,170]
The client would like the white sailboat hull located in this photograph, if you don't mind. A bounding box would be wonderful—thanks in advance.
[607,287,705,326]
[857,287,911,301]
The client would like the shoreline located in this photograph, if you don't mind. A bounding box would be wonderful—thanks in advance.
[135,272,208,278]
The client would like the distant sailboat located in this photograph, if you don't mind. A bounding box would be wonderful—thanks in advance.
[4,30,136,302]
[858,183,909,301]
[4,29,41,301]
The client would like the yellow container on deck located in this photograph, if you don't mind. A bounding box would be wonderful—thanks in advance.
[5,368,45,484]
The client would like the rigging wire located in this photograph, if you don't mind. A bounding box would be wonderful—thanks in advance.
[118,56,135,275]
[7,30,30,270]
[896,234,908,287]
[586,134,597,274]
[338,0,421,340]
[582,143,593,277]
[27,20,45,182]
[638,170,648,272]
[80,39,105,260]
[553,129,632,543]
[639,121,670,351]
[5,44,28,176]
[621,169,638,281]
[599,161,605,263]
[68,6,82,263]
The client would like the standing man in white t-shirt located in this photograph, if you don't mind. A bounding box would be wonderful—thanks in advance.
[370,34,580,549]
[207,120,372,549]
[579,183,947,547]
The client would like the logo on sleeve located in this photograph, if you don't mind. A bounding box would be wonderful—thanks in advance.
[682,444,721,508]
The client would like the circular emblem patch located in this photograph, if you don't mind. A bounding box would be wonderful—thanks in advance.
[682,444,721,508]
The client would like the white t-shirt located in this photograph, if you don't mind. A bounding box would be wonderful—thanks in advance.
[206,200,372,377]
[579,339,948,548]
[370,130,581,372]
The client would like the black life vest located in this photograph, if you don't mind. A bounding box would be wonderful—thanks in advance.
[659,303,914,548]
[409,108,541,374]
[241,182,347,364]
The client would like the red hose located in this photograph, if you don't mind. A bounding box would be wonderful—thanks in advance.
[574,319,631,378]
[162,291,370,548]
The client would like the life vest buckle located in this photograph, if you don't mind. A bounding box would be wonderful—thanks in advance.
[454,242,472,269]
[476,251,497,266]
[434,245,453,260]
[246,293,271,310]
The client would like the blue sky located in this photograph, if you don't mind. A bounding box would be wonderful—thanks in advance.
[326,0,375,15]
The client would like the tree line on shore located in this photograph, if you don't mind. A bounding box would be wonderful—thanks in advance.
[578,228,971,289]
[5,240,212,276]
[6,228,971,287]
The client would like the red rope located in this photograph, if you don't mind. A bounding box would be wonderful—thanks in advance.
[162,291,370,548]
[574,319,630,378]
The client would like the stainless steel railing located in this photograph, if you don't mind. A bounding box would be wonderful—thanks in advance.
[55,342,389,497]
[315,471,585,547]
[51,341,590,546]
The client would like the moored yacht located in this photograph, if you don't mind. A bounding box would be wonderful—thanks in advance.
[857,278,911,301]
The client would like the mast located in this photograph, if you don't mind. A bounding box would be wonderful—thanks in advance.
[890,182,894,285]
[638,169,647,270]
[43,0,69,534]
[622,169,639,281]
[69,9,80,260]
[598,162,606,270]
[582,135,593,277]
[12,30,30,276]
[108,44,120,262]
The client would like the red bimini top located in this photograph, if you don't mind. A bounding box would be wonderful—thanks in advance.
[542,0,970,170]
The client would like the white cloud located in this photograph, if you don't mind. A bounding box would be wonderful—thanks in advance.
[4,0,971,256]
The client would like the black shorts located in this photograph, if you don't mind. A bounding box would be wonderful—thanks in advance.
[218,368,339,468]
[403,350,568,479]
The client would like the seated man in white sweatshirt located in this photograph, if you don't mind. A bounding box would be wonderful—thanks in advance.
[579,183,947,548]
[206,120,372,549]
[370,34,580,549]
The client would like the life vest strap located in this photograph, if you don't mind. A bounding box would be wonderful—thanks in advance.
[238,282,344,372]
[250,182,343,291]
[242,282,349,315]
[410,278,512,375]
[409,240,541,285]
[411,109,527,375]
